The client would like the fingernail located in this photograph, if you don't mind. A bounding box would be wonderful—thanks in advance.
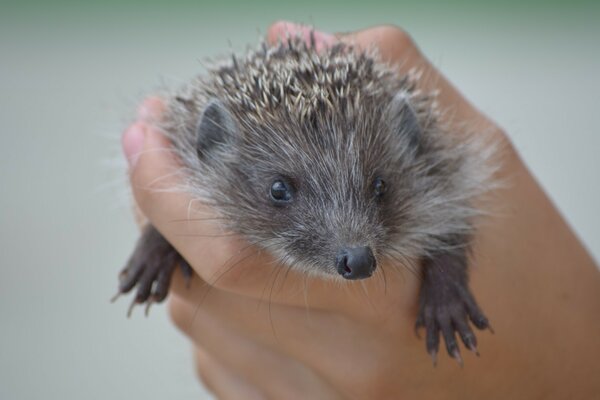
[122,122,145,168]
[137,97,164,121]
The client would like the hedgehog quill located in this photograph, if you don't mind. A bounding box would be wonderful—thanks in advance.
[115,36,498,365]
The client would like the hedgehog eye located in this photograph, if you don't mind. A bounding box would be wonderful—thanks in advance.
[374,177,387,198]
[270,180,293,203]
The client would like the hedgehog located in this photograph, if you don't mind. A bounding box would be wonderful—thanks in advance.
[115,36,497,365]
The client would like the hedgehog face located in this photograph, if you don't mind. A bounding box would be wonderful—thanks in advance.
[236,157,387,279]
[193,94,431,280]
[168,41,486,282]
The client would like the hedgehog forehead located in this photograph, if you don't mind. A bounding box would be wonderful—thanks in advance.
[237,114,387,194]
[209,39,401,125]
[203,38,410,194]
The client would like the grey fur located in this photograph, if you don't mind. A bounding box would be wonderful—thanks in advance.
[195,99,238,159]
[157,38,499,278]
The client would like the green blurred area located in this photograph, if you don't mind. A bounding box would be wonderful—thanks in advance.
[2,0,599,26]
[3,0,599,11]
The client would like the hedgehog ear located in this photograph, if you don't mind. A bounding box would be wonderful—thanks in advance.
[196,99,237,158]
[390,91,422,147]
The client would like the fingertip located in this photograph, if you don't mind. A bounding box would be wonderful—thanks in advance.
[266,20,336,51]
[312,29,337,52]
[128,122,181,217]
[122,122,145,168]
[142,121,172,152]
[266,20,295,44]
[137,96,165,122]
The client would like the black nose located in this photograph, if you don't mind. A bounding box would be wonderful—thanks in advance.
[336,247,376,280]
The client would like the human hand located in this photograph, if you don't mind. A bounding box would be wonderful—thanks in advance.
[122,22,600,399]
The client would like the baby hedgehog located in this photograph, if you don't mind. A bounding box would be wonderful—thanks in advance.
[115,36,496,365]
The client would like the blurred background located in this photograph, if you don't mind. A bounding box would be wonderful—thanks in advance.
[1,1,599,399]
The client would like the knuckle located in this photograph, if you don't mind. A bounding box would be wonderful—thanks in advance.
[377,25,416,50]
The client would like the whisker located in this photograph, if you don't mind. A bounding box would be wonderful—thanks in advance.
[188,238,277,330]
[384,248,422,280]
[267,259,286,342]
[378,262,388,296]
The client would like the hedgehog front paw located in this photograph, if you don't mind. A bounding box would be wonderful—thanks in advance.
[113,225,193,317]
[415,257,491,366]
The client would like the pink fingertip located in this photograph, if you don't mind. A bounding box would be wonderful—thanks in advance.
[312,30,336,52]
[270,21,336,51]
[122,122,145,168]
[137,97,164,121]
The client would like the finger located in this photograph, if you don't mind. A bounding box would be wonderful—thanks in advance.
[194,346,266,400]
[171,294,343,399]
[169,272,417,398]
[123,98,165,228]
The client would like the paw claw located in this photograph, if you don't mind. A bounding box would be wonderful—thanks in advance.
[416,266,489,364]
[110,292,121,303]
[451,349,464,367]
[467,342,480,356]
[115,225,187,316]
[430,350,438,367]
[144,299,153,317]
[127,298,137,318]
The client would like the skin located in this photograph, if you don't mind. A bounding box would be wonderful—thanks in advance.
[122,22,600,399]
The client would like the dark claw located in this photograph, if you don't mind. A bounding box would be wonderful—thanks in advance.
[118,259,145,293]
[451,349,464,367]
[454,316,479,355]
[415,248,490,365]
[144,299,154,317]
[115,225,189,316]
[127,298,137,318]
[430,350,438,367]
[457,285,490,331]
[110,292,121,303]
[135,266,157,304]
[469,313,490,331]
[440,317,459,358]
[153,263,175,301]
[425,315,440,364]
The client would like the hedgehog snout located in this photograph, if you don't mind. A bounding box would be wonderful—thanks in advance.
[335,247,376,280]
